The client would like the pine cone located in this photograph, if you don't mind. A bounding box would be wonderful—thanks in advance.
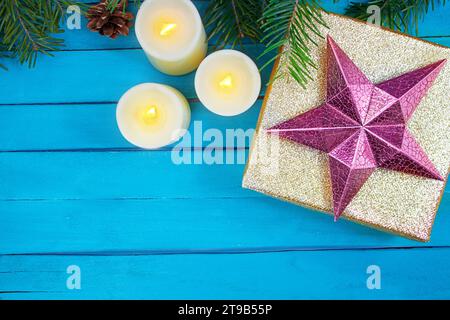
[87,0,134,39]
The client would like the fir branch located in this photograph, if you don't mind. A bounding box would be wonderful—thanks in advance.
[345,0,447,35]
[260,0,328,88]
[0,0,86,69]
[204,0,263,48]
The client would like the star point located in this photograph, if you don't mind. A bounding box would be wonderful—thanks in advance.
[267,36,445,220]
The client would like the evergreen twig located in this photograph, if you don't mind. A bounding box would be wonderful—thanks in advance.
[0,0,87,69]
[259,0,328,88]
[204,0,263,48]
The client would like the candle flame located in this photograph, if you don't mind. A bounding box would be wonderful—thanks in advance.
[219,75,233,89]
[145,105,158,120]
[160,23,177,36]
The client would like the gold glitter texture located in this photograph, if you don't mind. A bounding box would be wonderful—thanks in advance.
[242,13,450,241]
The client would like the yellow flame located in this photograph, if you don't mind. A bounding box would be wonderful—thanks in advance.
[144,105,158,121]
[219,75,233,89]
[160,23,177,36]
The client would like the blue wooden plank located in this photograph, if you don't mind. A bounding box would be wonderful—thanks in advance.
[0,45,270,105]
[1,150,446,201]
[0,150,253,200]
[0,196,449,255]
[0,101,261,151]
[57,1,450,51]
[2,6,448,105]
[1,248,450,299]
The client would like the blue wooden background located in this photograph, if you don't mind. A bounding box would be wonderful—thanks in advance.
[0,0,449,299]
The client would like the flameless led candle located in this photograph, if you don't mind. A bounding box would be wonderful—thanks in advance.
[194,50,261,116]
[135,0,207,75]
[116,83,190,149]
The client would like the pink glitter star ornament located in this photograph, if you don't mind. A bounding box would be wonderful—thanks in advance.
[267,36,446,221]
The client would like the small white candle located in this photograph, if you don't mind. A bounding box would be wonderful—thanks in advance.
[135,0,207,75]
[195,50,261,116]
[116,83,190,149]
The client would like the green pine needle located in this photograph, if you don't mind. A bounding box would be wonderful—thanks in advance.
[204,0,263,48]
[345,0,447,35]
[0,0,87,69]
[259,0,328,89]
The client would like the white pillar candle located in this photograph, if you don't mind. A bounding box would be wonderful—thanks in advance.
[195,50,261,116]
[116,83,190,149]
[135,0,207,75]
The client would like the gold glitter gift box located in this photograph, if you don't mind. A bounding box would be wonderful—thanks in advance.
[242,13,450,241]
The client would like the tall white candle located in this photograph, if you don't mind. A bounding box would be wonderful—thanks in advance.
[116,83,190,149]
[135,0,207,75]
[195,50,261,116]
